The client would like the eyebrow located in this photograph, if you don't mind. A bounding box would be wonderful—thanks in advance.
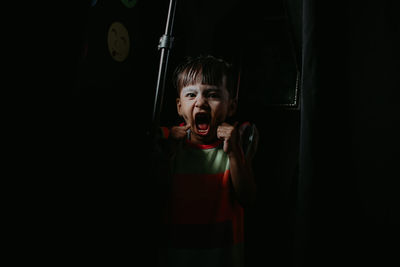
[182,85,220,91]
[204,88,221,92]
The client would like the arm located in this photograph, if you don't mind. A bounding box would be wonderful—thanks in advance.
[159,124,190,156]
[217,122,258,207]
[160,124,190,140]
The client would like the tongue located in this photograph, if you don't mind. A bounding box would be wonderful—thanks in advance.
[197,123,209,130]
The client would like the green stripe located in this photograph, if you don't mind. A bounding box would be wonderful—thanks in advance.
[173,144,230,175]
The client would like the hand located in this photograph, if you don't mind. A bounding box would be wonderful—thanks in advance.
[217,122,239,154]
[170,124,190,140]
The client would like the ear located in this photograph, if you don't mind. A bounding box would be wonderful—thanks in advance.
[228,98,238,117]
[176,98,182,116]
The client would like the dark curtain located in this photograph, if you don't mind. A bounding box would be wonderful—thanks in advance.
[295,1,399,266]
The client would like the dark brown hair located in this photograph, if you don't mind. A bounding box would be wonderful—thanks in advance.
[173,55,235,98]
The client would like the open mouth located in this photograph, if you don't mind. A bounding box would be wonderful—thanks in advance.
[195,113,211,136]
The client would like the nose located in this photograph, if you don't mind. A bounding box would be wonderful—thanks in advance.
[195,95,208,109]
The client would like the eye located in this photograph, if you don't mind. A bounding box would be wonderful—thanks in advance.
[208,92,220,99]
[185,92,196,98]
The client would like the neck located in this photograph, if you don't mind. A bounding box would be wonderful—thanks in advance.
[189,131,218,145]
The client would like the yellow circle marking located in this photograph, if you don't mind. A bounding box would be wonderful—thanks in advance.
[107,22,130,62]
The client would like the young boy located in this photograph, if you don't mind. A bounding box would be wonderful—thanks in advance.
[158,55,258,267]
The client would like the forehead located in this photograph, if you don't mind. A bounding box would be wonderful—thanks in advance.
[180,81,228,94]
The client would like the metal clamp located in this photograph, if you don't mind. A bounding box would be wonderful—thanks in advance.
[158,34,174,50]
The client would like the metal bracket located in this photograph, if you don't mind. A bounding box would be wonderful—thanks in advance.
[158,34,174,50]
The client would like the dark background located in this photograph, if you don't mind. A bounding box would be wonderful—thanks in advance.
[294,1,399,267]
[68,0,398,266]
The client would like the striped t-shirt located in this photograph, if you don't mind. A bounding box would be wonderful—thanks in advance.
[158,127,253,267]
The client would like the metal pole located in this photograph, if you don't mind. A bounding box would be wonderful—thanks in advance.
[151,0,177,135]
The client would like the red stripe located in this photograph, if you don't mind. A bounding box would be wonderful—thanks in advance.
[163,170,244,245]
[167,171,237,224]
[160,127,169,139]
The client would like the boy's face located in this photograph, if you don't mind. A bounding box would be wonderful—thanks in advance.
[176,77,236,144]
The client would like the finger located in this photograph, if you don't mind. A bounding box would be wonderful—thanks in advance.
[184,124,191,130]
[217,128,225,140]
[223,140,229,153]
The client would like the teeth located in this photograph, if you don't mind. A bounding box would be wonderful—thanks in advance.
[195,113,210,134]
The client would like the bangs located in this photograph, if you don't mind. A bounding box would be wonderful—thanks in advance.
[179,65,224,88]
[178,65,204,88]
[174,55,234,96]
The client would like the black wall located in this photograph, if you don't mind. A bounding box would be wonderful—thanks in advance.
[295,1,399,267]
